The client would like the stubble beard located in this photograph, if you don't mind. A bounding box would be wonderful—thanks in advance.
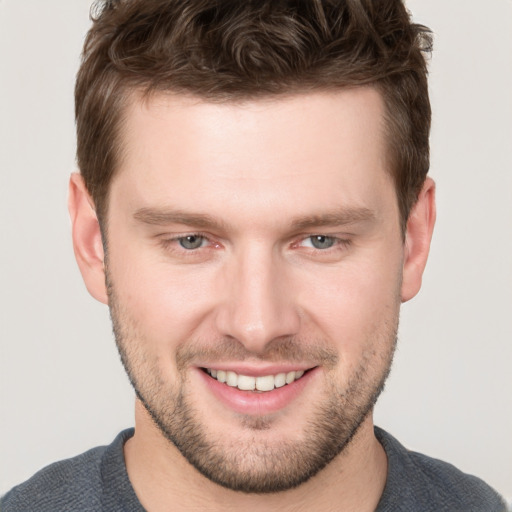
[106,277,398,494]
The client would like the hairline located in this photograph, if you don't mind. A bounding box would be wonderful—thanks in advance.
[94,83,411,241]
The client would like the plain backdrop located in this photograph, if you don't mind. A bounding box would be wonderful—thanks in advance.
[1,0,511,502]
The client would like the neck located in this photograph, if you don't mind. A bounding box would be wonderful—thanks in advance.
[124,401,387,512]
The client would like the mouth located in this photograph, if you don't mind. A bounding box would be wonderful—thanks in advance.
[198,364,319,415]
[203,368,308,392]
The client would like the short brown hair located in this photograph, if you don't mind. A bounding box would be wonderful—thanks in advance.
[75,0,432,231]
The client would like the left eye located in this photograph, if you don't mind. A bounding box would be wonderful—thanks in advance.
[304,235,337,250]
[178,235,207,250]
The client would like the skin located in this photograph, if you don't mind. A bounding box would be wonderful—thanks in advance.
[69,87,435,511]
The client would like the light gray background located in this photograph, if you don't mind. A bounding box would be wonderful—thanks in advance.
[1,0,511,501]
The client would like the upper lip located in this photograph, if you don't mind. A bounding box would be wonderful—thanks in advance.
[197,363,316,377]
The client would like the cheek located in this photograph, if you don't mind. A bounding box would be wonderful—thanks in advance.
[107,243,217,345]
[297,255,402,349]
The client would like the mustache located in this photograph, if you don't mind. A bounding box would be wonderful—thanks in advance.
[175,336,339,370]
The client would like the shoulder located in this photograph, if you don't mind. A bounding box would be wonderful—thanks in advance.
[375,427,508,512]
[1,429,136,512]
[1,445,106,512]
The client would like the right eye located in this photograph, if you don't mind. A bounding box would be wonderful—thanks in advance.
[304,235,337,250]
[178,235,207,250]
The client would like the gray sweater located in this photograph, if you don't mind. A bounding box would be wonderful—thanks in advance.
[2,427,507,511]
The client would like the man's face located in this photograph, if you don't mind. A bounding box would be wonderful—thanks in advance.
[105,88,405,492]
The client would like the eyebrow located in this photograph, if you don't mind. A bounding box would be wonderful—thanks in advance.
[133,208,228,231]
[289,208,376,231]
[133,206,375,232]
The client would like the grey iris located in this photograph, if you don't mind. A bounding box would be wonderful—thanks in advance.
[179,235,204,250]
[310,235,335,250]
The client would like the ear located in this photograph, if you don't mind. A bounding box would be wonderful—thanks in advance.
[401,177,436,302]
[68,173,108,304]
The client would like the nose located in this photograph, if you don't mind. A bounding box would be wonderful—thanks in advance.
[215,244,301,354]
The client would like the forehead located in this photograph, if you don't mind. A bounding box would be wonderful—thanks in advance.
[121,87,386,161]
[111,88,395,228]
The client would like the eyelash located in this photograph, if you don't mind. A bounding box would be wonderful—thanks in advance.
[159,232,214,251]
[158,233,352,255]
[296,235,352,252]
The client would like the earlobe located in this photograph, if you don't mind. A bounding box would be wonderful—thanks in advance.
[68,173,108,304]
[401,177,436,302]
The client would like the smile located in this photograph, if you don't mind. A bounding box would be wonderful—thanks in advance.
[205,368,306,392]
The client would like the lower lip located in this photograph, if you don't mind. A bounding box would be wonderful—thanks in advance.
[197,367,318,415]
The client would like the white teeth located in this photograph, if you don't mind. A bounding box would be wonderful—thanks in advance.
[206,368,307,392]
[237,375,256,391]
[285,371,296,384]
[226,371,238,387]
[256,375,275,392]
[274,373,286,388]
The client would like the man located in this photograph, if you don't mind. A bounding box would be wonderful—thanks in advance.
[1,0,507,510]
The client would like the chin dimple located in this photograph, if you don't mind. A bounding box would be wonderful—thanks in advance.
[204,368,306,392]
